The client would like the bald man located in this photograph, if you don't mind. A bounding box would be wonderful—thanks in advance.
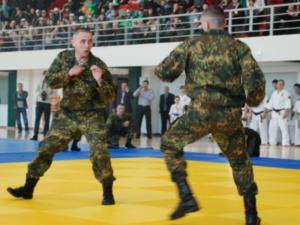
[155,6,264,225]
[7,28,117,205]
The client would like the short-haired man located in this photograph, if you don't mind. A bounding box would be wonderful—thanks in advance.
[7,28,117,205]
[107,104,136,148]
[15,83,29,133]
[266,79,291,146]
[159,85,175,134]
[155,6,264,224]
[115,82,133,113]
[133,80,155,139]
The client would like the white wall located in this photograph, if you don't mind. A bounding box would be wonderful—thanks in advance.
[0,34,300,70]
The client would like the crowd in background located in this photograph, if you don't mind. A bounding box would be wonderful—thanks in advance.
[0,0,300,51]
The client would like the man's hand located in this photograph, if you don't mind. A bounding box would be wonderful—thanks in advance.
[68,65,85,77]
[122,121,130,127]
[90,65,103,85]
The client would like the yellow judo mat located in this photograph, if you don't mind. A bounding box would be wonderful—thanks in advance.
[0,158,300,225]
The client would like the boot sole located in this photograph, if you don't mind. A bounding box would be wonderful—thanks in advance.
[170,205,200,220]
[102,201,115,205]
[247,217,261,225]
[7,187,33,199]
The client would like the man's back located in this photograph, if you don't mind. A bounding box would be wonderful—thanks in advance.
[155,30,265,108]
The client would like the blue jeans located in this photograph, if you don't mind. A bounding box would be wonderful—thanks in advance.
[16,108,29,131]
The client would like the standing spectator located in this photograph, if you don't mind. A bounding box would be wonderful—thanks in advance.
[290,83,300,145]
[169,96,184,123]
[0,0,11,21]
[266,80,292,146]
[15,83,29,133]
[114,82,133,113]
[133,80,155,139]
[159,85,175,135]
[30,72,55,141]
[293,99,300,146]
[179,85,191,112]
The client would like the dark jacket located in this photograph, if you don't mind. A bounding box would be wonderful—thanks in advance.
[115,91,133,113]
[15,91,28,109]
[159,92,175,113]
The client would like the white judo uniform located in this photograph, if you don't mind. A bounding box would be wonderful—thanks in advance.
[249,96,268,144]
[266,89,292,146]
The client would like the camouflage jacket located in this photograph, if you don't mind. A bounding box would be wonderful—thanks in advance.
[106,113,132,132]
[45,50,117,111]
[154,30,265,107]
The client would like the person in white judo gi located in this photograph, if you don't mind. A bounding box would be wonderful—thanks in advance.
[266,80,291,146]
[249,96,269,145]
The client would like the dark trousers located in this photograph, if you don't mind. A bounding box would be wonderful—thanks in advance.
[136,105,152,137]
[16,108,29,131]
[33,102,51,136]
[160,111,170,135]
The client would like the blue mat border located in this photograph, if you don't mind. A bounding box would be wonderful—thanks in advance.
[0,142,299,170]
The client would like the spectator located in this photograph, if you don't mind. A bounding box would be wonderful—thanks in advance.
[293,99,300,146]
[246,0,266,36]
[219,0,235,19]
[133,80,155,139]
[114,82,133,113]
[266,80,292,146]
[107,104,136,148]
[159,85,175,135]
[0,0,11,21]
[169,95,184,123]
[15,83,29,133]
[179,85,191,112]
[280,4,300,34]
[30,72,56,141]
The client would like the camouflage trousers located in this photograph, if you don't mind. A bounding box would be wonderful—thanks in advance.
[161,104,258,196]
[108,127,134,146]
[27,109,115,184]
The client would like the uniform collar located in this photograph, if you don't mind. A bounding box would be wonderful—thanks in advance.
[204,29,229,35]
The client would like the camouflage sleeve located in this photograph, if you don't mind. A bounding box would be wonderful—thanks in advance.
[106,115,113,130]
[94,59,117,103]
[45,52,71,89]
[239,42,266,107]
[154,40,191,82]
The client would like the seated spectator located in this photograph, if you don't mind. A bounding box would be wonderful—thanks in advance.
[219,0,235,20]
[280,4,300,34]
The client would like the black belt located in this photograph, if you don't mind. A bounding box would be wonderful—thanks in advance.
[252,111,263,115]
[273,108,284,113]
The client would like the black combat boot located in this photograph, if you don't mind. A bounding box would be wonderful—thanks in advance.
[70,140,81,151]
[244,194,261,225]
[7,176,39,199]
[170,179,200,220]
[125,139,136,148]
[30,134,38,141]
[102,182,115,205]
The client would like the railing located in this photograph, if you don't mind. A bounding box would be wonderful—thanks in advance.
[0,2,299,52]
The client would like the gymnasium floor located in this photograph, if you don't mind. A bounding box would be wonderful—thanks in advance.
[1,133,300,225]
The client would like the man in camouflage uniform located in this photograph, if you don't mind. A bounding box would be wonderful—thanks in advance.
[154,6,264,225]
[107,104,136,148]
[7,28,117,205]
